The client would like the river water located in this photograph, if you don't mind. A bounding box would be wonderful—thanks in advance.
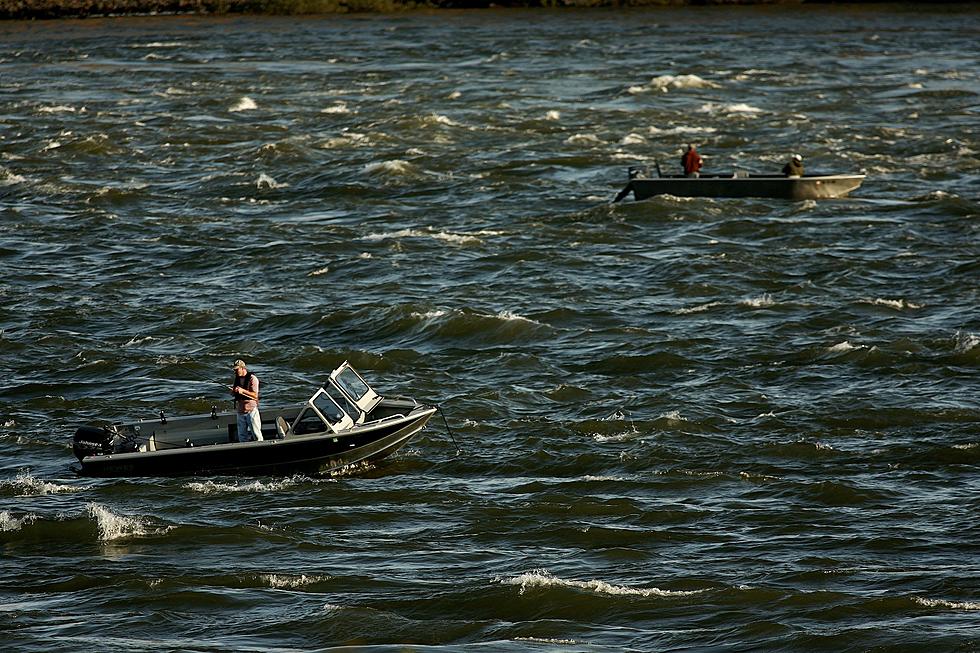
[1,6,979,651]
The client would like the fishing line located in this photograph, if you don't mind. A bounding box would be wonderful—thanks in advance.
[436,405,461,456]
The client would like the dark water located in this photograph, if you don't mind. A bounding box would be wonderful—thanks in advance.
[2,7,979,651]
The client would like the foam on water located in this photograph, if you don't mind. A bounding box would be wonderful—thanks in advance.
[739,293,775,308]
[1,472,80,496]
[37,105,77,114]
[861,298,923,310]
[260,573,330,589]
[914,597,980,611]
[699,102,763,115]
[86,503,164,541]
[592,429,639,443]
[828,341,863,353]
[256,173,288,190]
[360,227,484,246]
[629,74,720,94]
[364,160,415,176]
[501,570,705,598]
[184,477,310,494]
[320,103,351,114]
[1,510,37,532]
[229,97,258,112]
[565,133,602,146]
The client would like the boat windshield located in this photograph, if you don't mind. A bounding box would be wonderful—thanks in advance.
[324,385,360,423]
[329,362,382,414]
[313,392,347,426]
[292,407,328,435]
[333,366,371,402]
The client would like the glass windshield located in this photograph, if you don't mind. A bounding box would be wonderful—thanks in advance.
[313,393,346,425]
[326,385,360,422]
[292,407,328,435]
[335,367,370,402]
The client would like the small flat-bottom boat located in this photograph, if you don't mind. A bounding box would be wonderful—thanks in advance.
[71,362,437,478]
[614,166,865,202]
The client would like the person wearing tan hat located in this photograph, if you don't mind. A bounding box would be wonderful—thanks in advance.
[230,359,263,442]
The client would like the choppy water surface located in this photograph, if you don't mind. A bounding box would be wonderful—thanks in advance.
[2,7,979,651]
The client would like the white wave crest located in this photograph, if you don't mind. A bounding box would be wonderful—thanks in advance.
[501,570,703,597]
[87,503,161,541]
[672,300,724,315]
[2,472,80,496]
[914,597,980,611]
[38,105,77,114]
[564,133,602,146]
[620,133,647,145]
[1,510,37,532]
[308,266,330,277]
[953,331,978,353]
[256,173,288,190]
[361,228,482,246]
[658,410,686,422]
[320,103,351,114]
[410,309,448,320]
[593,429,639,443]
[861,297,922,310]
[364,159,414,176]
[0,168,27,185]
[131,41,186,48]
[648,126,718,136]
[828,341,863,353]
[261,573,330,589]
[544,110,561,121]
[740,293,775,308]
[496,310,542,325]
[739,471,780,482]
[184,478,301,494]
[699,102,762,114]
[515,637,578,645]
[322,132,372,149]
[424,113,459,127]
[229,97,257,112]
[631,74,720,94]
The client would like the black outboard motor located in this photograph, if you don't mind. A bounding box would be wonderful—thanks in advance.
[72,426,114,461]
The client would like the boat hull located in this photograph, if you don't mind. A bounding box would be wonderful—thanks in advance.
[617,174,865,201]
[74,407,436,478]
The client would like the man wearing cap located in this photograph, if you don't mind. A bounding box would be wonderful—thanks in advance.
[230,359,263,442]
[782,154,804,177]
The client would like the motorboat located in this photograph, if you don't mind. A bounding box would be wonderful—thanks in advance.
[613,165,865,202]
[71,362,438,478]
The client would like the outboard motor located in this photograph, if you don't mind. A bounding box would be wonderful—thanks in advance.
[72,426,114,461]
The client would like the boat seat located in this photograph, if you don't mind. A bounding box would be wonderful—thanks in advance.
[276,416,292,439]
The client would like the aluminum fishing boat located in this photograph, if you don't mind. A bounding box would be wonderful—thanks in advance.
[71,362,437,478]
[613,165,865,202]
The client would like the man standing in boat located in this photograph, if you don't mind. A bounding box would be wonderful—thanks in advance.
[681,144,703,178]
[230,359,263,442]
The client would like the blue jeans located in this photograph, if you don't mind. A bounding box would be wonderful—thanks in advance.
[237,407,264,442]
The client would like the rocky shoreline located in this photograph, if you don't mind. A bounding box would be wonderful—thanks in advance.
[1,0,967,21]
